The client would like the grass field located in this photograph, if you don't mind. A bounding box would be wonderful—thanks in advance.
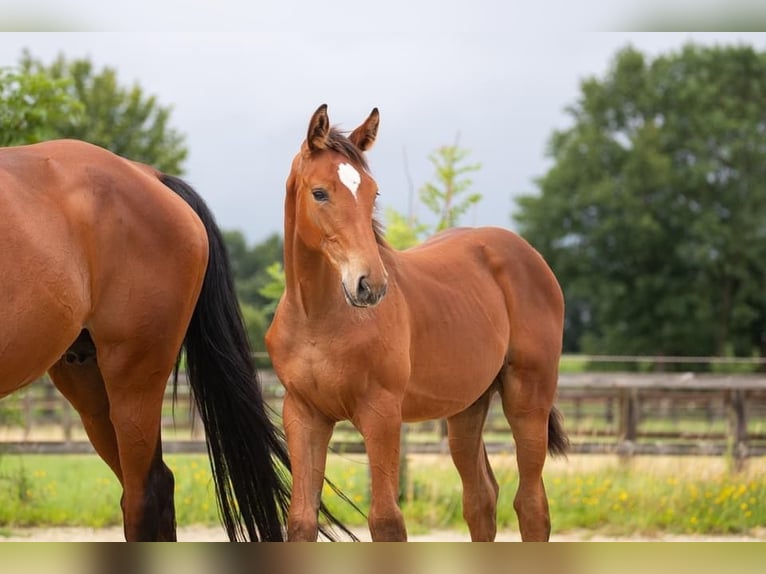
[0,452,764,538]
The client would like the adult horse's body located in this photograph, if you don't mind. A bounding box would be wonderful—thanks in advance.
[0,139,291,541]
[267,105,568,542]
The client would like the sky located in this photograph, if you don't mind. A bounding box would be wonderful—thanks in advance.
[1,3,765,244]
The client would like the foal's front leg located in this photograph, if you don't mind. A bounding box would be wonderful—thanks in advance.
[283,392,335,541]
[355,404,407,541]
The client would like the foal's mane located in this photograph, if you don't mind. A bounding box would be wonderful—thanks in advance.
[325,127,369,172]
[323,127,388,248]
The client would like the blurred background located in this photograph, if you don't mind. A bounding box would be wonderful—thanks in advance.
[0,0,765,547]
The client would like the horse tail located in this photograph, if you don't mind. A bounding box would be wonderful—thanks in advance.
[547,406,570,457]
[159,174,290,541]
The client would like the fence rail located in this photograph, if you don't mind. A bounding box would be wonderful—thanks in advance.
[1,371,765,462]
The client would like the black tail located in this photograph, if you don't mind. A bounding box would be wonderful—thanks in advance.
[548,406,570,457]
[160,174,358,541]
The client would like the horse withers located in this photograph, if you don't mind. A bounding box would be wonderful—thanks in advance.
[0,139,351,541]
[266,105,568,542]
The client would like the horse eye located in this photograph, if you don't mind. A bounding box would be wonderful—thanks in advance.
[312,188,329,202]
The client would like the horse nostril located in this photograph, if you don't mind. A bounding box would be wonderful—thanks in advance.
[358,276,371,298]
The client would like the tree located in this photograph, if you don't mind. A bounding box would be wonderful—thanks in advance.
[383,207,430,250]
[385,142,482,249]
[19,51,187,173]
[222,231,284,359]
[0,67,82,146]
[259,262,286,315]
[223,231,283,308]
[514,44,766,361]
[421,142,482,232]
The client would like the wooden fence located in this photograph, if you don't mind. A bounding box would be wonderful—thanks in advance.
[1,371,765,462]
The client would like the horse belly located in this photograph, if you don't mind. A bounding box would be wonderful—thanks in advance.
[401,304,508,422]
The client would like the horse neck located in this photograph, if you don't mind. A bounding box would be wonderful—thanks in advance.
[282,211,345,318]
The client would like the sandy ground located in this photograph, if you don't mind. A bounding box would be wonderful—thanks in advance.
[2,525,764,542]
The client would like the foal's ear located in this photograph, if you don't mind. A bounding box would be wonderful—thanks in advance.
[349,107,379,151]
[307,104,330,151]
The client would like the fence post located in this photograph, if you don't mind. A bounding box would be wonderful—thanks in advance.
[62,396,73,442]
[617,387,639,459]
[399,423,409,503]
[23,391,33,440]
[726,389,748,471]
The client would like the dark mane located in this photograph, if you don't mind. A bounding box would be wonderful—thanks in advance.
[325,127,389,248]
[372,216,389,248]
[326,127,370,171]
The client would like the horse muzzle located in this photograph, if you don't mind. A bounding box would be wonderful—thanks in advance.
[342,275,388,308]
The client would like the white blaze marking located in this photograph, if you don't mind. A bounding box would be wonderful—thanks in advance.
[337,163,361,198]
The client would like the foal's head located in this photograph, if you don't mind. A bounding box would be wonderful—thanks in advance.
[287,104,388,308]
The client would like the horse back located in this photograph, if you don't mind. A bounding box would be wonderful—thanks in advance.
[389,227,564,419]
[400,226,563,326]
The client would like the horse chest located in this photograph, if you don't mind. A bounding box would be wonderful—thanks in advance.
[278,336,371,387]
[271,319,406,419]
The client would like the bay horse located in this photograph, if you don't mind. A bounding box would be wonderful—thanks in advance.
[0,139,351,541]
[266,105,569,542]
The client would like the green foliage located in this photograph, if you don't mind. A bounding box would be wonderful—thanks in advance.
[223,231,283,309]
[18,51,187,173]
[2,454,765,537]
[384,207,430,250]
[240,303,268,355]
[515,43,766,360]
[258,262,286,314]
[385,142,482,247]
[222,232,284,360]
[0,67,82,146]
[421,143,482,232]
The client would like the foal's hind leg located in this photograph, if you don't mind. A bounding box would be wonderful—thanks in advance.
[500,362,557,541]
[446,389,499,541]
